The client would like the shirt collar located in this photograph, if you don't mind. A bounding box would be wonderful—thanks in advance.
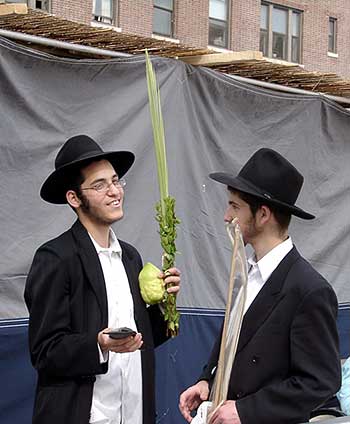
[89,228,122,255]
[247,237,293,283]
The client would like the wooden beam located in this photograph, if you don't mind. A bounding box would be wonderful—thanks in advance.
[0,3,28,15]
[180,50,263,66]
[263,57,301,67]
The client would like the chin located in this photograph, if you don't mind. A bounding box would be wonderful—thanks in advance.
[110,211,124,223]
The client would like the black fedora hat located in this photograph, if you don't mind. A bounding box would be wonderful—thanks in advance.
[210,148,315,220]
[40,135,135,204]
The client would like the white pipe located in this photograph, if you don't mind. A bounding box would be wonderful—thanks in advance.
[1,28,349,106]
[0,28,131,57]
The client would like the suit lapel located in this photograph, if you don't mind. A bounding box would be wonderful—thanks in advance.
[237,247,300,353]
[71,220,108,324]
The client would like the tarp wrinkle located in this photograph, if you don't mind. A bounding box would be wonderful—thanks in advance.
[0,36,349,320]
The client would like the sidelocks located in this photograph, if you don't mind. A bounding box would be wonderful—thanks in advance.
[192,218,248,424]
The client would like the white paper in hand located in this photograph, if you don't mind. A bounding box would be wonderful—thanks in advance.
[191,401,212,424]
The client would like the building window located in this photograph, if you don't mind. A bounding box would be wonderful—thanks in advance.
[260,2,302,63]
[291,11,301,63]
[27,0,50,11]
[153,0,174,37]
[260,3,268,56]
[92,0,114,25]
[272,7,287,60]
[328,17,337,53]
[209,0,229,48]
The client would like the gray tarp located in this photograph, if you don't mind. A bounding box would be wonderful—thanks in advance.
[0,36,350,319]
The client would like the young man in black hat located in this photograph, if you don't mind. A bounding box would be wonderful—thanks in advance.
[179,148,341,424]
[24,135,180,424]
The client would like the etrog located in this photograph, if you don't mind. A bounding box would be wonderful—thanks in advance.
[139,262,165,305]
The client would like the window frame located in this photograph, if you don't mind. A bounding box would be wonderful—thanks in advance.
[153,0,174,38]
[271,6,288,60]
[92,0,115,25]
[291,11,301,63]
[27,0,51,12]
[208,0,230,49]
[260,3,268,56]
[328,17,337,54]
[260,2,303,64]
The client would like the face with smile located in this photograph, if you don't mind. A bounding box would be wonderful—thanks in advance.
[76,159,124,228]
[224,190,261,246]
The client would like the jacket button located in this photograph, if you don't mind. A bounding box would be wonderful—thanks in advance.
[236,392,243,399]
[252,356,259,364]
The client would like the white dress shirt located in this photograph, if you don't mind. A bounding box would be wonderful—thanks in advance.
[244,237,293,314]
[89,230,143,424]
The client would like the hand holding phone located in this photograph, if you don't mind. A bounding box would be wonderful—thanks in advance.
[103,327,136,340]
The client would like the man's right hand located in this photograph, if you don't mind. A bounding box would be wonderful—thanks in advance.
[98,328,143,353]
[179,380,210,422]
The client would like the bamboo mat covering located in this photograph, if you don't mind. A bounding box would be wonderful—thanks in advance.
[0,8,212,58]
[1,8,350,98]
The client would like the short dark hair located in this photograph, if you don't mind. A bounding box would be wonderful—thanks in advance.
[66,157,104,198]
[66,168,84,198]
[65,159,97,211]
[229,188,291,231]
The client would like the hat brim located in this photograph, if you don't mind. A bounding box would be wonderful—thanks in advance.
[209,172,315,220]
[41,151,135,204]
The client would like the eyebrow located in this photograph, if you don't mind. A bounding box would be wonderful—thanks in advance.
[229,200,241,207]
[89,174,118,185]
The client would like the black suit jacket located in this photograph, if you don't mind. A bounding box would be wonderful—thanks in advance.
[200,247,341,424]
[24,220,168,424]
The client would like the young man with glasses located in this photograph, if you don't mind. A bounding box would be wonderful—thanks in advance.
[24,134,180,424]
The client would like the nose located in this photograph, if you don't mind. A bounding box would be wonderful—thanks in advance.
[107,182,123,195]
[224,207,233,223]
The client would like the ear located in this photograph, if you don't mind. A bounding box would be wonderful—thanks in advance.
[66,190,81,209]
[258,205,272,225]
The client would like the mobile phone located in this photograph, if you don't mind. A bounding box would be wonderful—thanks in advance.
[103,327,136,340]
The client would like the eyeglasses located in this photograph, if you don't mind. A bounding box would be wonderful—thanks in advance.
[81,178,126,194]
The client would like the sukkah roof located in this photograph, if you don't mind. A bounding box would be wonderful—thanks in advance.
[1,7,350,100]
[182,53,350,98]
[0,7,212,57]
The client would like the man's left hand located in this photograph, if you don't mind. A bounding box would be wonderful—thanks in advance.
[208,401,241,424]
[160,267,180,294]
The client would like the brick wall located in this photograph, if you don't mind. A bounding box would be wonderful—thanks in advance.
[118,0,153,36]
[231,0,260,51]
[50,0,350,79]
[237,0,350,78]
[52,0,92,25]
[229,0,350,78]
[175,0,209,47]
[302,0,350,78]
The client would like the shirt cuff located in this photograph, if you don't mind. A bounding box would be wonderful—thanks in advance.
[97,342,108,363]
